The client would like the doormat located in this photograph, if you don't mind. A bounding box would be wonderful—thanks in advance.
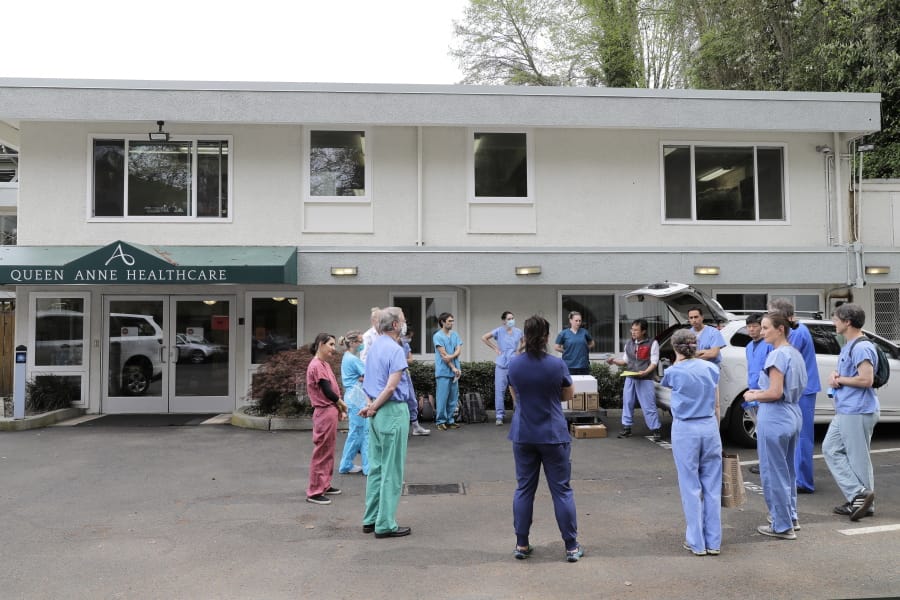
[403,483,465,496]
[74,414,220,427]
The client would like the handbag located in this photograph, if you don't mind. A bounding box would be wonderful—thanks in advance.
[721,453,746,508]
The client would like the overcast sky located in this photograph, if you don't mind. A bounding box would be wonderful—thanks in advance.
[5,0,468,84]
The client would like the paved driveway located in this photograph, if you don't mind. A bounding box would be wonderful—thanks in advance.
[1,414,898,599]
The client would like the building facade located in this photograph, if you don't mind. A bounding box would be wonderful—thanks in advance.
[0,79,891,413]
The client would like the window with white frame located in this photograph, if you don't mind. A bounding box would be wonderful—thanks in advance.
[249,295,301,365]
[663,143,786,222]
[91,136,230,219]
[472,131,531,201]
[714,291,821,315]
[308,130,368,200]
[391,293,456,356]
[560,292,672,354]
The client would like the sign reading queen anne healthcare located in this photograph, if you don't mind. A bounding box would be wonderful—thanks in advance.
[0,241,298,285]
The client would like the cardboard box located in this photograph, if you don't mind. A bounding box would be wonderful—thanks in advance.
[571,424,607,438]
[571,375,598,394]
[569,393,586,411]
[584,393,600,411]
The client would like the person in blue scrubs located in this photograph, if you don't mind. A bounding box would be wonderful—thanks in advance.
[433,312,463,430]
[660,328,722,556]
[743,311,807,540]
[481,311,524,425]
[554,311,594,375]
[687,307,726,365]
[768,298,821,494]
[823,303,879,521]
[508,315,583,563]
[744,313,772,475]
[338,331,368,475]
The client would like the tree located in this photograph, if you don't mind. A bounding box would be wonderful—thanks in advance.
[450,0,592,86]
[580,0,643,88]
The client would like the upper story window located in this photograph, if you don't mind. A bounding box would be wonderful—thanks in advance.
[91,136,230,220]
[308,130,368,200]
[662,143,786,222]
[471,131,532,203]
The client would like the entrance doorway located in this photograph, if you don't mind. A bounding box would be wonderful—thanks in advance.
[102,295,234,413]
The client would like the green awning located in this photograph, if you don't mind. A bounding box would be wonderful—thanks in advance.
[0,241,298,285]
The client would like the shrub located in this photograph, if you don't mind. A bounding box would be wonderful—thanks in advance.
[409,360,624,409]
[247,346,342,416]
[26,375,77,413]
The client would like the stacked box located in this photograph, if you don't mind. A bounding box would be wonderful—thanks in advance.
[571,424,607,438]
[584,393,600,411]
[569,393,586,411]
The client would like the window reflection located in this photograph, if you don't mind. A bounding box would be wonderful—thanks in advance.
[34,297,85,366]
[251,298,298,364]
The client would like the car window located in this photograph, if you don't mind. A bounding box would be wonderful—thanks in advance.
[862,332,900,360]
[730,326,751,348]
[805,323,842,355]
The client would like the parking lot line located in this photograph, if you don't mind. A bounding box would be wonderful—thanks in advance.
[837,524,900,536]
[740,446,900,467]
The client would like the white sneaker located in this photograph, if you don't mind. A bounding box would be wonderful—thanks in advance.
[348,465,363,474]
[412,423,431,436]
[496,419,504,426]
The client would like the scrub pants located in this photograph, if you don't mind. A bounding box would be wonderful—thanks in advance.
[435,376,459,425]
[339,409,369,475]
[671,416,722,553]
[363,401,410,534]
[794,392,817,491]
[823,411,879,501]
[494,365,510,420]
[622,377,661,430]
[512,442,578,551]
[757,402,801,533]
[307,405,339,497]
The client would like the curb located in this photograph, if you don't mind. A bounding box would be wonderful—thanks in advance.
[0,407,85,431]
[230,407,313,431]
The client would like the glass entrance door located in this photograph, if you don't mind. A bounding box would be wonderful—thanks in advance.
[103,297,168,413]
[170,297,233,412]
[102,296,234,413]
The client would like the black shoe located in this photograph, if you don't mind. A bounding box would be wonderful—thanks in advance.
[306,494,331,505]
[374,526,411,538]
[617,427,632,439]
[849,489,875,521]
[749,465,760,474]
[324,486,342,495]
[835,500,875,518]
[652,429,662,442]
[362,523,375,534]
[797,487,814,494]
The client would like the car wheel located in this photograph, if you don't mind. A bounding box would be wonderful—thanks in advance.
[728,398,758,448]
[190,350,206,364]
[121,363,151,396]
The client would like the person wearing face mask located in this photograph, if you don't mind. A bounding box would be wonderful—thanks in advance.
[433,312,463,431]
[482,311,524,426]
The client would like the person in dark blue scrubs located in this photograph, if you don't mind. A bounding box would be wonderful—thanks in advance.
[508,315,583,563]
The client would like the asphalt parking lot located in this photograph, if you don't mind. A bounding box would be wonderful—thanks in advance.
[1,412,898,600]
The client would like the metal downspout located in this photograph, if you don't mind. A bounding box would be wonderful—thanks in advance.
[416,126,424,247]
[834,132,844,245]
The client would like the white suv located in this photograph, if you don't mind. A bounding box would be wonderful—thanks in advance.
[626,282,900,447]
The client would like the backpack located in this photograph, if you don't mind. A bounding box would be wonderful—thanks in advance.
[418,394,436,422]
[459,392,487,424]
[848,337,890,389]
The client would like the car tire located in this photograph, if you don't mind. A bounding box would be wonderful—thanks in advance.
[189,350,206,364]
[728,397,758,448]
[121,363,151,396]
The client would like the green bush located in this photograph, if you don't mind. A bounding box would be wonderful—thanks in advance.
[26,375,77,413]
[247,346,342,416]
[409,360,624,409]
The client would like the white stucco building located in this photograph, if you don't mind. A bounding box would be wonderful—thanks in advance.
[0,78,892,414]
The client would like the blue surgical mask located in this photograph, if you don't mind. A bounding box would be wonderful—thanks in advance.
[357,343,365,354]
[506,319,516,328]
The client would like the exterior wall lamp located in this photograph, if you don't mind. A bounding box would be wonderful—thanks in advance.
[515,266,541,276]
[694,266,720,276]
[865,266,890,275]
[331,267,358,276]
[148,120,170,141]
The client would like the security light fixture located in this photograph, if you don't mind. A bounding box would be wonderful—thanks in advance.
[865,266,890,275]
[694,266,720,276]
[515,266,541,276]
[149,120,170,142]
[331,266,358,276]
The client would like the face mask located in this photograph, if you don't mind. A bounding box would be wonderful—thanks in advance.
[357,343,364,354]
[506,319,516,328]
[400,322,408,336]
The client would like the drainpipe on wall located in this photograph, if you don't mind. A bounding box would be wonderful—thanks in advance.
[416,126,424,247]
[834,132,844,245]
[455,285,472,361]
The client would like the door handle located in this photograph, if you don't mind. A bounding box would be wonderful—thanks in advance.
[160,345,166,364]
